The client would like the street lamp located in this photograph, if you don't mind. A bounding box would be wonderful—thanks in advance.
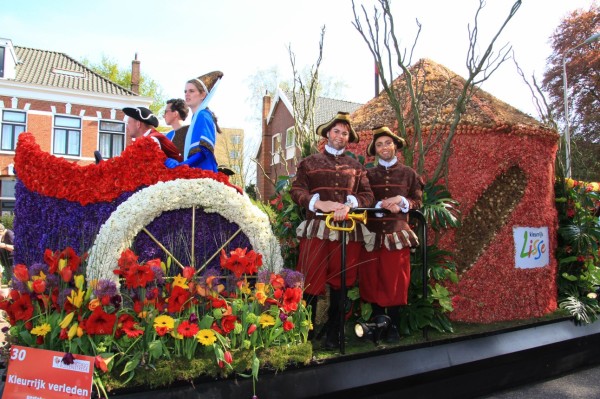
[561,32,600,178]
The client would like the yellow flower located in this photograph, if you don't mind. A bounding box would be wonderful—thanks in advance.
[59,312,75,329]
[254,283,268,305]
[77,326,84,338]
[68,323,79,340]
[170,330,183,340]
[31,323,51,337]
[259,313,276,328]
[58,258,67,271]
[196,329,217,346]
[67,289,85,308]
[239,279,251,295]
[74,274,85,290]
[153,315,175,330]
[172,275,189,289]
[32,270,46,281]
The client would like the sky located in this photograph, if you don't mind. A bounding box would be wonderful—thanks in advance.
[1,0,595,171]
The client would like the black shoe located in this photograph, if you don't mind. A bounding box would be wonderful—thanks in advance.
[383,325,401,344]
[324,327,340,350]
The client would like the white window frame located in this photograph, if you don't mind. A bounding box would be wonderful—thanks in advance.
[231,134,241,145]
[271,133,281,165]
[229,150,239,160]
[285,126,295,160]
[1,109,26,152]
[98,120,126,159]
[53,115,82,157]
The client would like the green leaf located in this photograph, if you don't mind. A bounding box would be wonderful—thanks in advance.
[120,353,141,376]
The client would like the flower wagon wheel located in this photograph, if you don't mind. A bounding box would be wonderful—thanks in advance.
[86,178,282,287]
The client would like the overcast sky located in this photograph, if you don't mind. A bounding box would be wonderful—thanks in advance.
[1,0,594,158]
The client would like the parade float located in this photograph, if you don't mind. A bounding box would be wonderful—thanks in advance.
[0,127,599,399]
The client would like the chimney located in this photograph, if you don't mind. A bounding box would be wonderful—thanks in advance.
[131,53,140,94]
[262,90,271,138]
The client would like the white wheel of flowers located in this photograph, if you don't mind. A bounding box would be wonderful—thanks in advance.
[86,178,283,286]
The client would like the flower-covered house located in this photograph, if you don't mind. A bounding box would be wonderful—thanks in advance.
[348,59,560,323]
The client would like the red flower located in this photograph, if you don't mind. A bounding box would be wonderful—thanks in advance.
[45,247,81,275]
[177,320,199,338]
[183,267,195,279]
[32,279,46,294]
[155,326,170,337]
[282,287,302,313]
[167,286,191,313]
[211,321,224,335]
[209,296,228,309]
[224,351,233,364]
[220,315,238,334]
[116,249,139,276]
[220,248,262,278]
[283,320,294,331]
[117,314,144,338]
[13,264,29,282]
[270,273,285,290]
[86,307,117,335]
[10,294,33,322]
[247,324,257,335]
[125,264,155,289]
[95,355,109,373]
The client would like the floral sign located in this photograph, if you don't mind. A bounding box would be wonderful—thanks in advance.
[513,226,549,269]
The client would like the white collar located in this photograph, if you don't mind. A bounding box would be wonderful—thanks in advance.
[379,157,398,168]
[325,144,345,156]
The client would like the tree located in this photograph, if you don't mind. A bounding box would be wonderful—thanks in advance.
[81,55,165,114]
[542,4,599,144]
[351,0,521,184]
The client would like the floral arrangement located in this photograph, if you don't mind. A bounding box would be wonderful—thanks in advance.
[0,246,311,398]
[555,178,600,323]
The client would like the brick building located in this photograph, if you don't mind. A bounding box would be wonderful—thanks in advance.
[0,38,151,213]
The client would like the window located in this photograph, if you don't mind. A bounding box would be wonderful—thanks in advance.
[0,178,15,213]
[285,127,295,148]
[272,134,281,165]
[285,127,296,160]
[1,110,26,151]
[229,150,239,160]
[231,135,241,145]
[53,115,81,156]
[99,120,125,158]
[0,46,4,78]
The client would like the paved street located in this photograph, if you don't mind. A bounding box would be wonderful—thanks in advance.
[477,364,600,399]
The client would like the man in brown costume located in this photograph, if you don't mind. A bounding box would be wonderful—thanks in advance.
[359,126,423,343]
[290,112,374,349]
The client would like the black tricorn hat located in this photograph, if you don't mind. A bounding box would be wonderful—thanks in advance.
[366,126,406,156]
[217,165,235,176]
[316,111,359,144]
[123,106,159,128]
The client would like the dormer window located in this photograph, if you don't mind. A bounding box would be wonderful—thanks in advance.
[51,67,85,78]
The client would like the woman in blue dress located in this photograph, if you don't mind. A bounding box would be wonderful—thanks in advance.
[164,71,223,172]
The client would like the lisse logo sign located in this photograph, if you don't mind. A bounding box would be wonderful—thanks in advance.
[513,227,549,269]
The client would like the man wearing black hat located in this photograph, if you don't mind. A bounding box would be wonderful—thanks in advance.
[359,126,423,343]
[123,106,182,162]
[290,111,374,349]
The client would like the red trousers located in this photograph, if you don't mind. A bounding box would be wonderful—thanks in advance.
[297,238,361,296]
[359,247,411,307]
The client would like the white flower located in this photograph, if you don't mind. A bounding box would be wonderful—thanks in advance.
[87,178,283,286]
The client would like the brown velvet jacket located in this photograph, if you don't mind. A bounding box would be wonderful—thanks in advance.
[367,161,424,249]
[291,151,374,243]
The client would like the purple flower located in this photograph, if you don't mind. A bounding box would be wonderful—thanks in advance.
[94,279,118,298]
[189,313,198,324]
[280,268,304,289]
[279,312,288,322]
[257,269,270,284]
[62,352,74,365]
[28,262,48,277]
[151,266,165,285]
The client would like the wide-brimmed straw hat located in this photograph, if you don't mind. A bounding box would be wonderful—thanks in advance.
[316,111,359,144]
[190,71,224,94]
[122,107,159,128]
[366,126,406,156]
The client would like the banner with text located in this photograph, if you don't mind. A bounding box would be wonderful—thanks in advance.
[513,226,549,269]
[2,345,94,399]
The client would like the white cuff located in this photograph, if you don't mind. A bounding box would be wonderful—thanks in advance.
[309,194,320,212]
[375,201,384,218]
[399,196,409,213]
[346,195,358,208]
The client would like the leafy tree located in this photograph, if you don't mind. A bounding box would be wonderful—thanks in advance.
[542,4,600,144]
[81,55,165,114]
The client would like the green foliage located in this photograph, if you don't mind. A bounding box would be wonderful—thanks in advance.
[555,178,600,323]
[422,182,461,231]
[81,55,165,114]
[0,213,14,230]
[269,175,304,269]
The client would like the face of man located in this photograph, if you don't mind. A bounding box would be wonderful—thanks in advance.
[184,82,207,111]
[126,117,143,139]
[164,104,177,126]
[326,122,350,151]
[374,135,397,162]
